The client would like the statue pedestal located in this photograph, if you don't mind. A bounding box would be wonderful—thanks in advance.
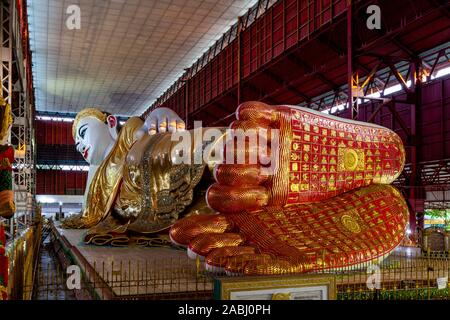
[54,225,213,299]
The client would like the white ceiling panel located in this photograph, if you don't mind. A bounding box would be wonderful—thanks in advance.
[28,0,258,116]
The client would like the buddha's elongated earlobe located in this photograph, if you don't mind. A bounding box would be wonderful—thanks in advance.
[107,115,118,140]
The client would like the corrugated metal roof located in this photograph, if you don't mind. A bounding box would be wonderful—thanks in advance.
[29,0,257,115]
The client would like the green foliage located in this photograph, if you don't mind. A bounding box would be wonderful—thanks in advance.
[0,170,12,192]
[426,209,450,227]
[337,287,450,300]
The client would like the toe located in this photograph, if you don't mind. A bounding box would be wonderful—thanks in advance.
[169,214,232,246]
[213,164,269,186]
[188,233,245,259]
[205,246,257,271]
[240,258,307,275]
[206,184,269,213]
[224,253,272,275]
[236,101,278,126]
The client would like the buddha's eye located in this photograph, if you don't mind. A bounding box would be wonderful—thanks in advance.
[80,127,87,139]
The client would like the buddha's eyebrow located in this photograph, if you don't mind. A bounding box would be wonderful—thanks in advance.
[78,124,87,136]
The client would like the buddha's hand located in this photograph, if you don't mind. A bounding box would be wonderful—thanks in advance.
[206,101,405,213]
[144,107,186,135]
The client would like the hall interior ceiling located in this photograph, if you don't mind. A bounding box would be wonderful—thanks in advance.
[28,0,257,116]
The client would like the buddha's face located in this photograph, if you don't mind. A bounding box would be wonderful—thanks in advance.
[74,115,117,165]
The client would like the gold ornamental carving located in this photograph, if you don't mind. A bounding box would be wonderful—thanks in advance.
[340,214,361,234]
[272,293,292,300]
[338,148,365,171]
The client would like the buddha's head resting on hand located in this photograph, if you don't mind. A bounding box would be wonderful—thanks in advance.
[72,108,119,165]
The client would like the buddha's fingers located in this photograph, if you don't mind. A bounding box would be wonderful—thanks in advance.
[169,119,186,133]
[206,184,269,213]
[147,118,158,135]
[169,214,233,247]
[176,121,186,131]
[188,233,245,259]
[168,120,177,133]
[213,164,270,186]
[158,118,168,133]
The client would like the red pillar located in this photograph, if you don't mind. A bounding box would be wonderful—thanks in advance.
[347,0,357,119]
[185,75,190,129]
[237,17,242,106]
[408,59,424,242]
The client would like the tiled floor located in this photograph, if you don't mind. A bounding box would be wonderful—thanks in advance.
[35,234,76,300]
[56,226,213,296]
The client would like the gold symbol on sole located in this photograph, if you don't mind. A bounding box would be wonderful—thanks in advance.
[343,149,359,170]
[340,214,361,234]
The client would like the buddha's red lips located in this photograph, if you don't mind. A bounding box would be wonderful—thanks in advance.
[83,147,90,159]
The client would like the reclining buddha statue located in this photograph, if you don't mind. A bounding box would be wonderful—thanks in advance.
[63,101,408,275]
[61,106,219,246]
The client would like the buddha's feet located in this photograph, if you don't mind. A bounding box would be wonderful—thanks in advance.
[207,101,405,213]
[170,101,407,275]
[170,184,408,275]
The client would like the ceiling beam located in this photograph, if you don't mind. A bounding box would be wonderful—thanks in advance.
[244,82,279,105]
[263,69,310,101]
[287,54,340,91]
[318,34,388,89]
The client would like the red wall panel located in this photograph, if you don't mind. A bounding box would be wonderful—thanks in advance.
[35,120,74,145]
[36,170,87,195]
[159,0,347,116]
